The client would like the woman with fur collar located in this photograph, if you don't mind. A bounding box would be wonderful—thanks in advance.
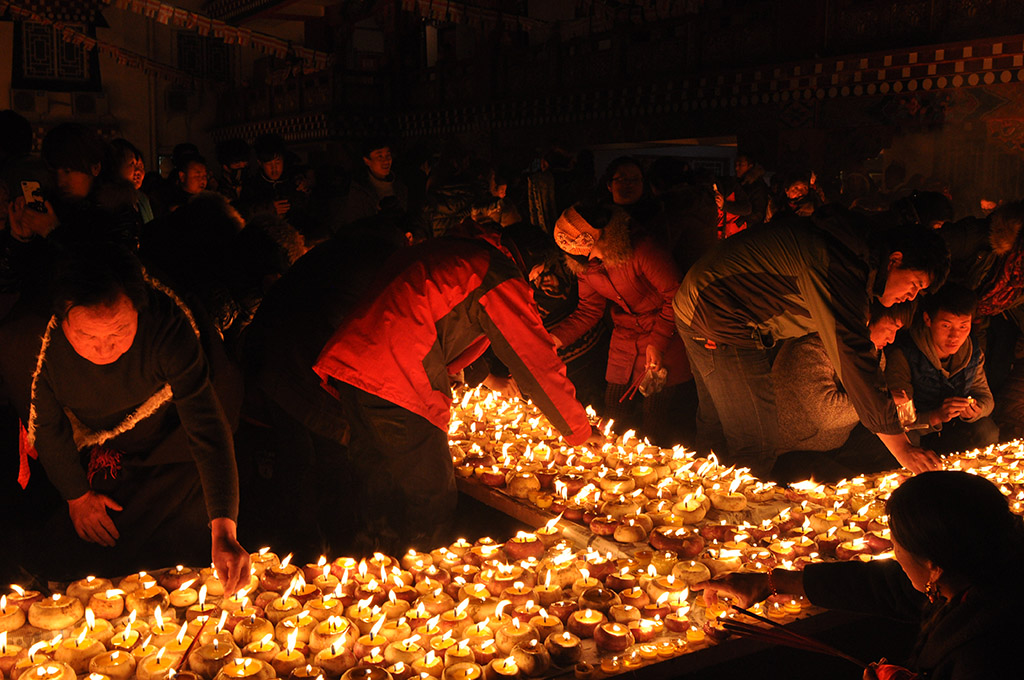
[548,203,688,444]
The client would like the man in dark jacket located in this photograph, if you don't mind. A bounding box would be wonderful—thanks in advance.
[342,138,408,227]
[674,207,950,478]
[735,153,770,229]
[314,235,596,554]
[941,201,1024,436]
[21,245,249,588]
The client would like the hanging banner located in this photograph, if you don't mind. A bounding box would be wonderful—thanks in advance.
[95,0,332,72]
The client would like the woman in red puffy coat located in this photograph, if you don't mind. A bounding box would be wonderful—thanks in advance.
[549,202,690,444]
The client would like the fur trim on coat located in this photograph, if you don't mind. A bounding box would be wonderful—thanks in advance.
[564,209,633,272]
[990,210,1024,256]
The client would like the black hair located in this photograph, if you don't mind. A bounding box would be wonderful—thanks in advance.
[177,154,208,174]
[172,143,200,171]
[254,134,287,164]
[0,109,34,158]
[41,123,107,174]
[602,156,643,186]
[361,137,392,159]
[52,243,149,320]
[216,138,250,167]
[880,224,950,293]
[888,471,1024,588]
[870,299,915,327]
[923,282,978,319]
[989,200,1024,248]
[108,138,142,166]
[571,201,615,231]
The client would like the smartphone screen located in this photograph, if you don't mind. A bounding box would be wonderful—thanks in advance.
[20,181,47,212]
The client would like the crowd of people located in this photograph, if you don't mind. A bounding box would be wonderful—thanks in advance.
[2,110,1024,580]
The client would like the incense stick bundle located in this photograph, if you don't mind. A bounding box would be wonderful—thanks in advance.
[723,606,867,668]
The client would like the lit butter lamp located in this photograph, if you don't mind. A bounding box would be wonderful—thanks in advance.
[342,665,392,680]
[135,648,176,680]
[88,650,136,680]
[288,664,324,680]
[109,613,144,652]
[543,631,581,667]
[0,596,26,633]
[443,640,474,667]
[214,656,274,680]
[186,586,218,623]
[386,660,413,680]
[485,656,520,680]
[28,594,84,631]
[271,629,305,678]
[233,614,274,648]
[309,615,352,654]
[593,622,634,653]
[188,636,238,679]
[383,635,424,666]
[0,631,26,678]
[443,661,483,680]
[243,633,280,664]
[353,618,388,659]
[493,618,537,655]
[510,639,550,677]
[411,649,443,678]
[275,611,317,647]
[315,640,357,676]
[7,585,43,613]
[53,627,104,674]
[67,576,113,606]
[18,661,76,680]
[88,590,126,620]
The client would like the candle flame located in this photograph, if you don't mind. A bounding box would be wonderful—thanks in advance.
[176,625,187,645]
[286,627,298,654]
[198,584,208,608]
[75,627,88,646]
[216,610,229,633]
[10,585,25,596]
[370,616,385,638]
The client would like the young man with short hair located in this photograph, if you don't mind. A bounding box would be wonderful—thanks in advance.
[884,283,999,454]
[342,138,408,226]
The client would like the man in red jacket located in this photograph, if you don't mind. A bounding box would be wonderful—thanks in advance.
[314,235,596,554]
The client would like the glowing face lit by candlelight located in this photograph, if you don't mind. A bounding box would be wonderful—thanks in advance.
[892,539,939,594]
[879,254,931,307]
[61,293,138,365]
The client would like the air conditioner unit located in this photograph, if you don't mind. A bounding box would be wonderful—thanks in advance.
[72,92,109,116]
[11,90,49,115]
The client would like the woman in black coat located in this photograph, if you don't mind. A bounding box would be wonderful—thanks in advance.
[697,470,1024,679]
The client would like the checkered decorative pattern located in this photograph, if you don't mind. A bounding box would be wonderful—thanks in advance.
[389,34,1024,137]
[15,0,105,23]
